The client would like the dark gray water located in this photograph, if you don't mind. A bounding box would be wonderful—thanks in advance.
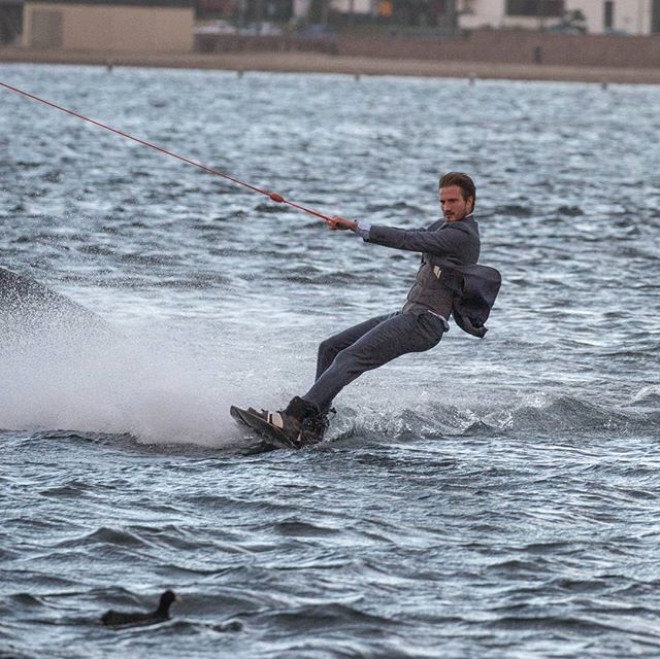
[1,64,659,658]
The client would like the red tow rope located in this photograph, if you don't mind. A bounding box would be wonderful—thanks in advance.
[0,81,333,223]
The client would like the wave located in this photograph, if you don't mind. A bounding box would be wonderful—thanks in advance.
[5,390,655,452]
[331,392,659,444]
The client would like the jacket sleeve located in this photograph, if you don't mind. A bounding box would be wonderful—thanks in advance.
[366,223,472,259]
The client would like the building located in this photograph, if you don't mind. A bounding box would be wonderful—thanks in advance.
[22,0,195,51]
[301,0,659,33]
[0,0,22,43]
[458,0,660,35]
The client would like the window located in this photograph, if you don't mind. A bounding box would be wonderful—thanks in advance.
[604,0,614,29]
[506,0,565,17]
[30,9,63,48]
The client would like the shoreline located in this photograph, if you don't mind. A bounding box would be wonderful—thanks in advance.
[2,47,660,85]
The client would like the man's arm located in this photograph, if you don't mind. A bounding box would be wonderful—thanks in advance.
[367,224,468,256]
[328,215,472,259]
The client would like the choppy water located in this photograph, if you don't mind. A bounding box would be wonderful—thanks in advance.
[1,63,659,658]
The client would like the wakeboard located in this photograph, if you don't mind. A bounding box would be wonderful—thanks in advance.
[230,405,299,454]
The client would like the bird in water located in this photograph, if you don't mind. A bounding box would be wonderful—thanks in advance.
[100,590,177,628]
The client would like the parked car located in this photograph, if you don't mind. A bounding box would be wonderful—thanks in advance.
[239,22,284,36]
[294,24,337,40]
[193,20,237,35]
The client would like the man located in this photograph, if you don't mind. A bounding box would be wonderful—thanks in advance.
[253,172,500,447]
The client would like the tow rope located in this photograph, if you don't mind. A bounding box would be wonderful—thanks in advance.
[0,80,333,223]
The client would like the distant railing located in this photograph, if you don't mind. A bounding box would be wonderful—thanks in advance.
[194,34,338,55]
[193,29,660,69]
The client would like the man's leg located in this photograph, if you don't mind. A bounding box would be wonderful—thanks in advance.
[315,314,391,380]
[260,314,393,446]
[303,311,445,413]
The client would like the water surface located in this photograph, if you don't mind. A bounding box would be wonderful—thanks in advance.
[1,64,658,658]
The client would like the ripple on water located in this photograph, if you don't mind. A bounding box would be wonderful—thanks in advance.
[0,66,659,658]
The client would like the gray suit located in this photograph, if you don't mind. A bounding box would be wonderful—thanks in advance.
[303,215,487,413]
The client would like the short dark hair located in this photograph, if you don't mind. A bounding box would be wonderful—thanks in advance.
[439,172,476,209]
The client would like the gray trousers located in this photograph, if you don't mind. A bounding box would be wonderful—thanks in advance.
[302,311,447,413]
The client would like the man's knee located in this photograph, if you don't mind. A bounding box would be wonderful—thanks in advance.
[332,343,374,376]
[318,336,341,362]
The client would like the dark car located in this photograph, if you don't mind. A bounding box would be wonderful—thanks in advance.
[294,23,337,39]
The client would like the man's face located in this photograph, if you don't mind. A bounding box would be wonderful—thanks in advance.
[439,185,473,222]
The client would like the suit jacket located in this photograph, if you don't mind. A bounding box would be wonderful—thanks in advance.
[365,216,500,337]
[440,262,501,338]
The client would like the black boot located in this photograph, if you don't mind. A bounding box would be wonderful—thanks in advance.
[300,412,332,445]
[282,396,331,447]
[284,396,320,421]
[260,397,330,448]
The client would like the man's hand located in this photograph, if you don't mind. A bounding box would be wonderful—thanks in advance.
[327,215,357,231]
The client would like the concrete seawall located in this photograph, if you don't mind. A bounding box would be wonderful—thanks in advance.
[336,30,660,69]
[2,28,660,85]
[195,29,660,69]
